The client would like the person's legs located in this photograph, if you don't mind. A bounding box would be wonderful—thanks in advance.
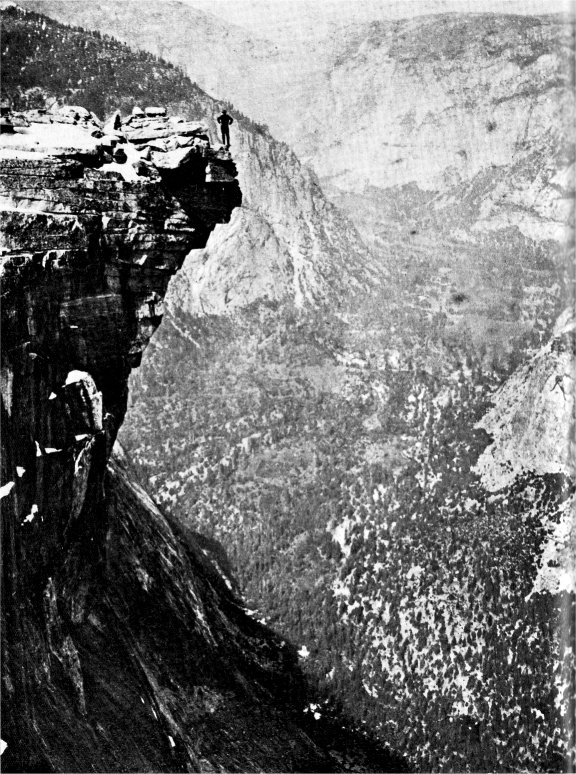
[222,127,230,146]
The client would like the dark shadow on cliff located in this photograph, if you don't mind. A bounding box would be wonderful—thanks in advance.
[2,442,409,772]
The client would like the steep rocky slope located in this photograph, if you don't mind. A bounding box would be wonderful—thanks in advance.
[0,107,358,773]
[476,310,576,490]
[167,123,376,315]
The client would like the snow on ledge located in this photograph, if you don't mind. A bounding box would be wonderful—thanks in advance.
[0,481,15,499]
[65,369,91,386]
[0,122,101,157]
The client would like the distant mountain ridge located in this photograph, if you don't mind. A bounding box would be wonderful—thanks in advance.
[284,12,574,186]
[17,1,574,359]
[21,3,574,204]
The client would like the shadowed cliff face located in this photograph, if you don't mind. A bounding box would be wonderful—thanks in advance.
[0,110,340,772]
[0,108,241,576]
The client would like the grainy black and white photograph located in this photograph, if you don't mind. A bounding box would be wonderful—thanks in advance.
[0,0,575,771]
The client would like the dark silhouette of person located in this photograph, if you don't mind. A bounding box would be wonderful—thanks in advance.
[551,372,572,399]
[217,109,233,148]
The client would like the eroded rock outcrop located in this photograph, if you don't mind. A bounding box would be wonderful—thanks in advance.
[475,310,576,597]
[1,106,240,564]
[0,108,336,772]
[475,310,576,492]
[472,314,576,764]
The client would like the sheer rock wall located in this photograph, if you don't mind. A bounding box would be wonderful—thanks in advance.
[0,110,334,772]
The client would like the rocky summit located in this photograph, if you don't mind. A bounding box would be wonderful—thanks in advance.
[0,106,345,773]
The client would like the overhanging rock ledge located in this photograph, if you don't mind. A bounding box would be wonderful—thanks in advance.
[0,107,340,772]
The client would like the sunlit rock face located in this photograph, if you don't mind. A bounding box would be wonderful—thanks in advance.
[167,126,380,316]
[0,108,336,773]
[475,309,576,598]
[476,310,576,491]
[253,13,574,214]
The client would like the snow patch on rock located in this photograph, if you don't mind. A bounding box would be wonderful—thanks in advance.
[0,481,15,499]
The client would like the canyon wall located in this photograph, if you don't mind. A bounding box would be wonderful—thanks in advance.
[0,108,338,773]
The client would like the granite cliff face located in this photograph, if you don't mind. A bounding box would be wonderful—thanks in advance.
[0,108,343,772]
[167,125,378,315]
[3,4,377,316]
[0,106,240,570]
[475,310,576,596]
[476,310,576,492]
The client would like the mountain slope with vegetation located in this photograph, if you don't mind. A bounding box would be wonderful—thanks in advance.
[113,8,574,771]
[16,0,287,121]
[122,295,575,771]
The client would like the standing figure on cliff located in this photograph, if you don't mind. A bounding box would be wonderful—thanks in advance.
[217,109,233,148]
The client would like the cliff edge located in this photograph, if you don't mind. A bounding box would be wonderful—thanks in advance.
[0,107,336,772]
